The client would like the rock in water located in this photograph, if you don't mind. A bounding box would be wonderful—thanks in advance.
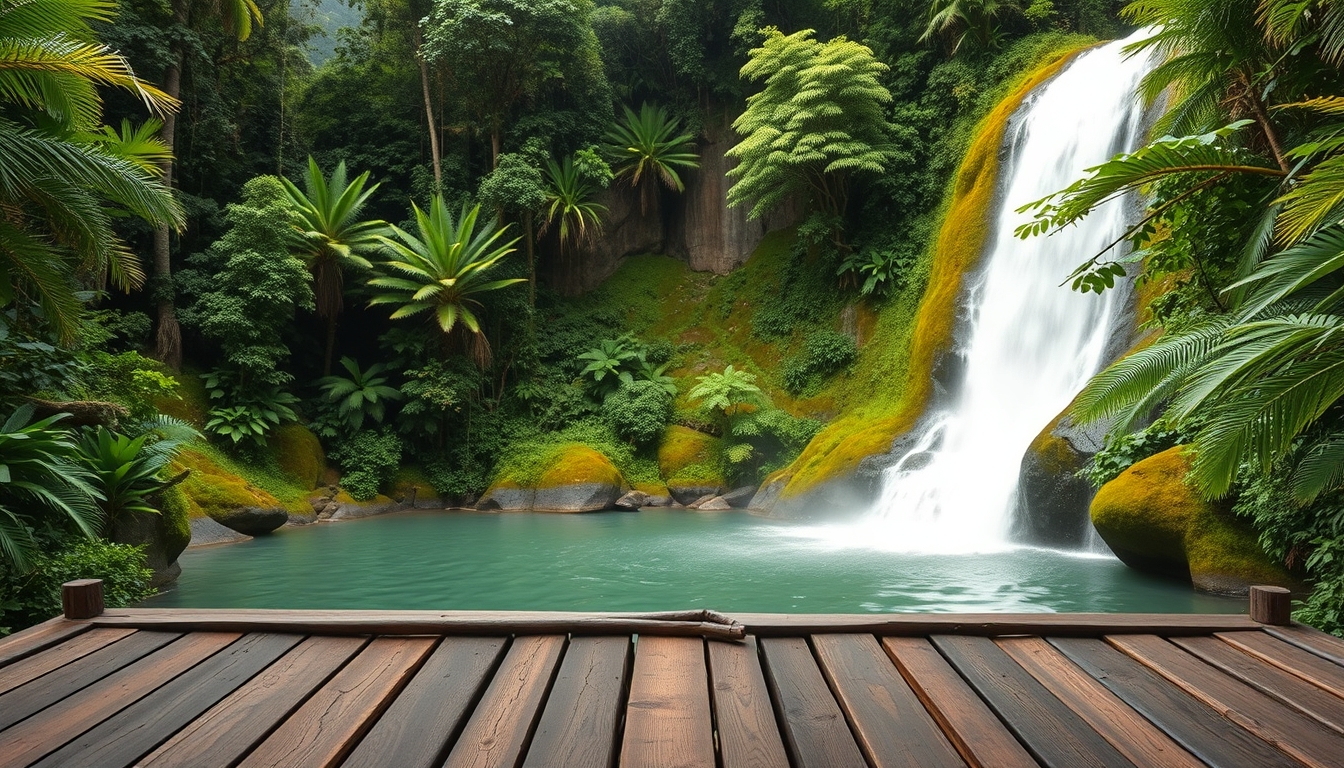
[1016,409,1110,548]
[615,490,649,510]
[1090,447,1293,595]
[721,486,756,508]
[477,445,625,513]
[697,496,732,511]
[210,506,289,536]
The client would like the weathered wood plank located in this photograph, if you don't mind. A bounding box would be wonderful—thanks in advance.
[812,633,964,768]
[1217,630,1344,699]
[1049,637,1299,768]
[932,635,1131,768]
[0,632,238,768]
[522,636,630,768]
[442,635,566,768]
[90,608,1261,637]
[139,636,367,768]
[0,630,179,732]
[1265,625,1344,667]
[0,618,93,669]
[30,633,302,768]
[341,636,506,768]
[619,636,715,768]
[706,637,790,768]
[0,628,134,696]
[759,637,868,768]
[1109,633,1344,768]
[997,637,1202,768]
[1173,634,1344,734]
[881,637,1037,768]
[238,636,435,768]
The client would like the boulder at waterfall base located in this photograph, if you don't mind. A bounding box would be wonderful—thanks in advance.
[478,444,626,513]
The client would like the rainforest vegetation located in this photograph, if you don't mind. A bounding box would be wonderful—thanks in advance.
[3,0,1344,635]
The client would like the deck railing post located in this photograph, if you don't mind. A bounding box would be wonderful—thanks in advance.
[62,579,104,620]
[1248,585,1291,625]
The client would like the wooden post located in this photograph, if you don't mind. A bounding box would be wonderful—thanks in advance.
[62,579,104,620]
[1249,585,1292,625]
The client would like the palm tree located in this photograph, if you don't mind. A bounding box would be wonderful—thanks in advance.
[151,0,264,369]
[604,103,700,214]
[0,0,184,342]
[280,157,387,374]
[368,199,524,366]
[541,155,607,257]
[920,0,1021,55]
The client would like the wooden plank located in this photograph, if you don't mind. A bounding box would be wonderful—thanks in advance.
[238,636,435,768]
[758,637,867,768]
[812,634,964,768]
[0,618,92,669]
[1173,634,1344,734]
[342,636,506,768]
[0,632,238,768]
[619,636,715,768]
[1218,630,1344,699]
[139,636,367,768]
[1110,633,1344,768]
[931,635,1131,768]
[1049,637,1300,768]
[0,628,135,696]
[881,637,1037,768]
[997,637,1202,768]
[91,608,1262,637]
[522,636,630,768]
[706,637,790,768]
[442,635,566,768]
[30,633,302,768]
[0,630,180,731]
[1266,625,1344,667]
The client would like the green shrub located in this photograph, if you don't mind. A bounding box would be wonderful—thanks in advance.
[0,540,154,635]
[330,430,403,501]
[603,380,673,446]
[1079,419,1191,488]
[780,330,857,395]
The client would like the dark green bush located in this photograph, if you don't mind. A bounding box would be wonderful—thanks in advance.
[0,540,154,635]
[603,380,673,445]
[331,430,403,500]
[781,330,858,394]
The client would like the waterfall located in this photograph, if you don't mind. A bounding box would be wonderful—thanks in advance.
[869,31,1156,554]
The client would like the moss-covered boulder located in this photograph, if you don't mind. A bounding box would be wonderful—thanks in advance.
[268,424,326,490]
[1091,447,1292,595]
[1017,408,1109,548]
[658,426,726,504]
[174,448,285,520]
[478,445,626,513]
[109,483,193,587]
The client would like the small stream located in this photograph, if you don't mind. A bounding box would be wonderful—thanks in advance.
[146,510,1240,614]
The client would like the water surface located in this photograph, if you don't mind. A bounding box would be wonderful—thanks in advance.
[148,510,1241,614]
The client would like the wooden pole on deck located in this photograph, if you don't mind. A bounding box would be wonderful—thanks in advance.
[1249,585,1291,625]
[62,579,104,620]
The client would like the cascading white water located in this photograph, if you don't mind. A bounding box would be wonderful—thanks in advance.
[869,30,1157,554]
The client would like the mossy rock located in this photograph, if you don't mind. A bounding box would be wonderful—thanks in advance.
[479,445,626,513]
[1017,404,1111,548]
[268,424,326,490]
[173,448,284,520]
[657,426,726,503]
[154,370,209,429]
[1091,447,1292,595]
[108,483,194,587]
[391,466,443,508]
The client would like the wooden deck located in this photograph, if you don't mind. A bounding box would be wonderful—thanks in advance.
[2,595,1344,767]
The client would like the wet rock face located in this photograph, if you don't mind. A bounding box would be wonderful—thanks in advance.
[1015,411,1111,549]
[110,509,191,588]
[210,506,289,536]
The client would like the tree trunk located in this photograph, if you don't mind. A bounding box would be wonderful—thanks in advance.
[524,209,535,308]
[152,0,190,370]
[1242,70,1290,173]
[491,119,501,169]
[414,27,442,190]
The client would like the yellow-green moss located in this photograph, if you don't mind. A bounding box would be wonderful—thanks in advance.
[1091,447,1291,587]
[155,482,193,555]
[391,466,440,501]
[1026,410,1085,476]
[634,480,671,497]
[174,448,285,519]
[658,426,725,485]
[538,445,624,489]
[154,370,209,428]
[267,424,325,490]
[773,44,1092,499]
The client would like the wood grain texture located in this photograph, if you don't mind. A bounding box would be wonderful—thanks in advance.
[239,636,435,768]
[0,630,180,732]
[341,636,507,768]
[881,637,1037,768]
[1049,637,1300,768]
[932,635,1131,768]
[139,636,367,768]
[522,636,630,768]
[1173,634,1344,734]
[0,628,134,696]
[619,636,715,768]
[812,633,964,768]
[0,632,238,768]
[0,618,92,669]
[759,637,867,768]
[442,635,566,768]
[1217,630,1344,699]
[1266,624,1344,667]
[30,633,302,768]
[706,637,790,768]
[997,637,1202,768]
[1109,633,1344,768]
